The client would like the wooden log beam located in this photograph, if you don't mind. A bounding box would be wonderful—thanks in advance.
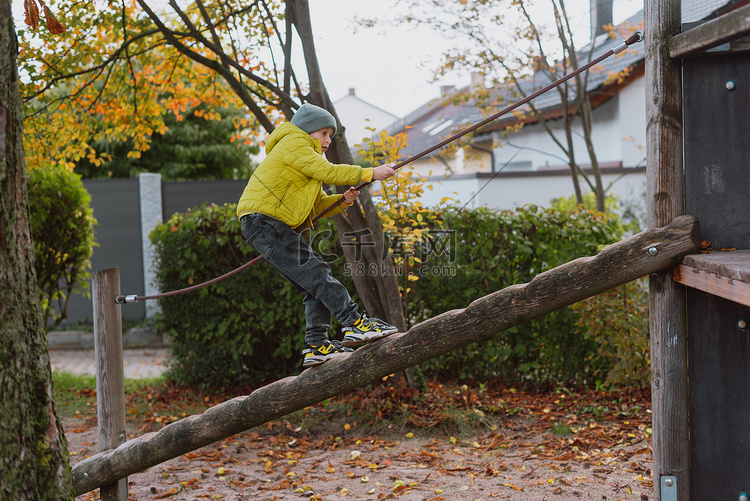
[670,3,750,59]
[71,216,700,495]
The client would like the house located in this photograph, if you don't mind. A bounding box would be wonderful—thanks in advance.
[380,0,746,217]
[333,88,399,151]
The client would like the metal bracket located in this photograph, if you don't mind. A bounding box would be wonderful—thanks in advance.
[612,40,628,54]
[116,294,138,304]
[661,476,677,501]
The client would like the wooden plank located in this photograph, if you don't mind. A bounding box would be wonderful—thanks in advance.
[70,216,700,495]
[670,3,750,59]
[682,250,750,282]
[645,0,689,499]
[92,268,128,501]
[675,251,750,307]
[675,263,750,307]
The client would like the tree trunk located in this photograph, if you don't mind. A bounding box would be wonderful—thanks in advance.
[288,0,408,332]
[561,111,584,204]
[0,5,74,499]
[578,94,606,212]
[71,215,699,495]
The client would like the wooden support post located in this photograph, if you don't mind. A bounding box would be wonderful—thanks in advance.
[92,268,128,501]
[645,0,689,499]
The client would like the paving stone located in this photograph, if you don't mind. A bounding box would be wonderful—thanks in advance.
[49,347,170,379]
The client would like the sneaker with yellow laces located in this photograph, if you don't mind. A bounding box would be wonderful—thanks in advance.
[341,314,398,347]
[302,339,353,368]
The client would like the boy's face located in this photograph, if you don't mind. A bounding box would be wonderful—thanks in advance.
[309,127,335,154]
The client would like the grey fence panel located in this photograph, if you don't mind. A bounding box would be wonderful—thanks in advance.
[162,179,246,219]
[64,179,145,325]
[60,178,249,327]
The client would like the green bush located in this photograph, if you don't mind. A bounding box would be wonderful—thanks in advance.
[572,278,650,389]
[405,203,627,385]
[151,202,640,388]
[27,165,97,330]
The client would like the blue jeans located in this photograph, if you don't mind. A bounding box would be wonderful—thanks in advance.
[240,212,360,344]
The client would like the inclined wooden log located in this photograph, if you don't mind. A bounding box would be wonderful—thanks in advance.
[72,215,699,495]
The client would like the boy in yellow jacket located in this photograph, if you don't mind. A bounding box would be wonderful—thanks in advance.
[238,103,398,367]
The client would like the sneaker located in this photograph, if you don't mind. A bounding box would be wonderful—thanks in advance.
[341,314,398,347]
[302,339,354,368]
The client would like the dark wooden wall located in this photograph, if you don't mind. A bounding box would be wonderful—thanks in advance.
[683,49,750,500]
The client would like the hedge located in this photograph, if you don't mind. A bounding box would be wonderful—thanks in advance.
[151,203,638,388]
[404,205,627,384]
[27,165,96,330]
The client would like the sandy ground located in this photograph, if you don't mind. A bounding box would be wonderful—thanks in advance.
[68,417,653,501]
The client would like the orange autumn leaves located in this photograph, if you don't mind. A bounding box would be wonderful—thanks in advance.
[24,0,65,34]
[18,0,269,173]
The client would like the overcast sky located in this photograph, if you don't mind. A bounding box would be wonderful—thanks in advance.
[308,0,644,117]
[13,0,643,118]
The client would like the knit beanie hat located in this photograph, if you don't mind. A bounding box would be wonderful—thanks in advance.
[291,103,337,136]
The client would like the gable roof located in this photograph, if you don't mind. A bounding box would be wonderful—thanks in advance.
[383,0,743,160]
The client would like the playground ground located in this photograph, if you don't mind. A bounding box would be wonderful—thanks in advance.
[51,347,654,500]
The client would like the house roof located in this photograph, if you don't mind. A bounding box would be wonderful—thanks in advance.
[683,0,740,23]
[382,0,743,161]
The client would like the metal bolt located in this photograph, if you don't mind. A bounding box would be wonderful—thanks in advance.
[664,478,674,487]
[739,319,748,330]
[648,247,658,256]
[726,80,737,91]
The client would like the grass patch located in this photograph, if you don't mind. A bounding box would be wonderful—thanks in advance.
[52,371,97,420]
[52,370,171,421]
[551,422,573,436]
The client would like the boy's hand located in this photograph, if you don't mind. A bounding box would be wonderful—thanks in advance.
[372,164,397,180]
[342,187,360,204]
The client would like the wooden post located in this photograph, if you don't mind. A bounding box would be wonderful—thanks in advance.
[644,0,689,499]
[92,268,128,501]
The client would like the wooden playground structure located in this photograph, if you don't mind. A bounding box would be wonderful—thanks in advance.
[71,1,750,499]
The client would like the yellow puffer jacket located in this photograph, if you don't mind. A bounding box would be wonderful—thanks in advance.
[237,123,373,229]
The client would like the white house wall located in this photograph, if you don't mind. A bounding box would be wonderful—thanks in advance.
[490,81,646,172]
[334,94,399,149]
[412,169,646,216]
[478,170,646,211]
[617,76,647,169]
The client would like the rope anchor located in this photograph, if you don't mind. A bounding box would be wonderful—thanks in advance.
[115,31,644,305]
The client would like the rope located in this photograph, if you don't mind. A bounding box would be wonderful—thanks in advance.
[116,31,643,304]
